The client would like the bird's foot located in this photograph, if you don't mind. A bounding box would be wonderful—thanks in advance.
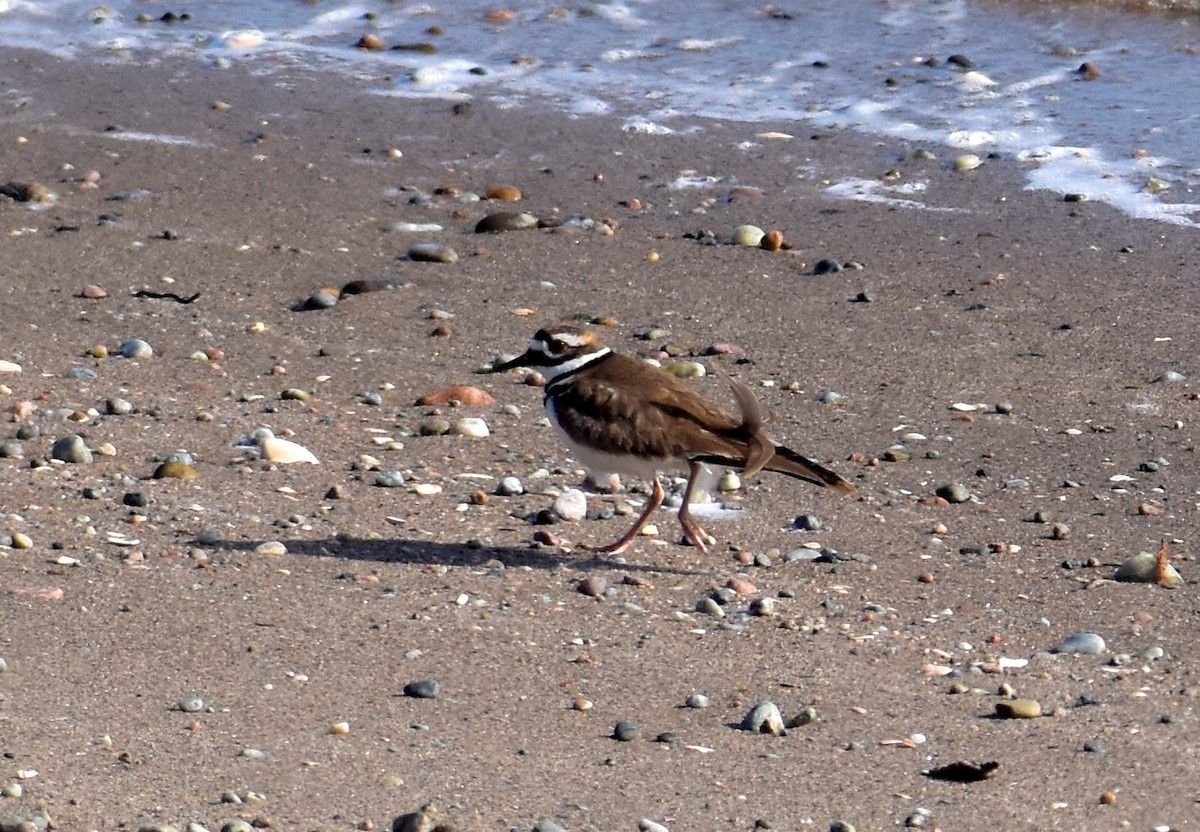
[678,511,713,553]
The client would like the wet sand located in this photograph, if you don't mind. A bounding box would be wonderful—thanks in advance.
[0,50,1198,832]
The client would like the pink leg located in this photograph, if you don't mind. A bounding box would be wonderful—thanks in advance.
[676,461,713,552]
[586,476,664,555]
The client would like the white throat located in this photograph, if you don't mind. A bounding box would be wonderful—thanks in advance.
[542,346,611,383]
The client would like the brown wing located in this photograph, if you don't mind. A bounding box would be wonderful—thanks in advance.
[551,353,740,460]
[556,353,854,493]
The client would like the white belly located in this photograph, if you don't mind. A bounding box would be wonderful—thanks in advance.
[545,398,685,481]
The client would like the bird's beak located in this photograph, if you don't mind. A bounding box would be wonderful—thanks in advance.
[486,350,535,373]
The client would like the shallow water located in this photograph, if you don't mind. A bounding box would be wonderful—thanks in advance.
[1,0,1197,225]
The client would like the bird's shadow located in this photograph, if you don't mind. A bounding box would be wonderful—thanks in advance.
[196,535,705,575]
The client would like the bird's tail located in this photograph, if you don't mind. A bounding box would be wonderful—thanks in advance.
[724,372,854,493]
[761,444,856,494]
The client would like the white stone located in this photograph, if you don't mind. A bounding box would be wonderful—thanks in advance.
[253,429,319,464]
[552,488,588,522]
[453,417,490,438]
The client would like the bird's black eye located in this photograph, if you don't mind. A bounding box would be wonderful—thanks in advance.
[547,338,570,355]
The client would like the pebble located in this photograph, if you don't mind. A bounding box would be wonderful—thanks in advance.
[403,679,440,699]
[496,476,524,496]
[413,483,442,496]
[727,576,757,595]
[453,417,490,438]
[178,693,205,713]
[685,693,709,708]
[106,397,134,415]
[1115,552,1181,586]
[303,289,339,310]
[407,243,459,263]
[64,366,98,380]
[612,720,640,741]
[742,700,785,735]
[255,541,288,556]
[252,429,319,464]
[12,533,32,550]
[389,221,444,233]
[954,153,983,171]
[532,822,567,832]
[995,699,1042,719]
[51,435,92,464]
[761,229,784,251]
[1050,522,1070,540]
[1052,632,1107,655]
[0,360,21,373]
[120,338,153,359]
[375,471,406,488]
[830,823,856,832]
[153,460,197,480]
[936,483,971,503]
[794,514,822,531]
[474,211,538,233]
[733,224,765,247]
[578,575,607,597]
[415,385,495,406]
[812,258,843,275]
[553,488,588,522]
[419,418,451,436]
[0,441,23,458]
[0,180,52,202]
[486,185,522,201]
[392,805,439,832]
[662,360,706,379]
[718,472,741,492]
[787,706,817,728]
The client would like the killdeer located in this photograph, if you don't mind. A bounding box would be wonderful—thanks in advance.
[489,324,854,555]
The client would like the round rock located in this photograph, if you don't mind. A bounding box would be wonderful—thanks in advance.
[741,700,784,735]
[1115,551,1181,586]
[304,289,339,310]
[1052,632,1107,655]
[577,575,607,597]
[995,699,1042,719]
[496,476,524,496]
[733,224,765,247]
[474,211,538,233]
[453,417,490,438]
[51,435,92,464]
[612,720,639,741]
[936,483,971,503]
[375,470,406,488]
[403,679,440,699]
[153,460,197,480]
[120,339,153,359]
[407,243,459,263]
[552,488,588,522]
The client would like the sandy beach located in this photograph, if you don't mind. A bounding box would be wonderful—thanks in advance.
[0,49,1198,832]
